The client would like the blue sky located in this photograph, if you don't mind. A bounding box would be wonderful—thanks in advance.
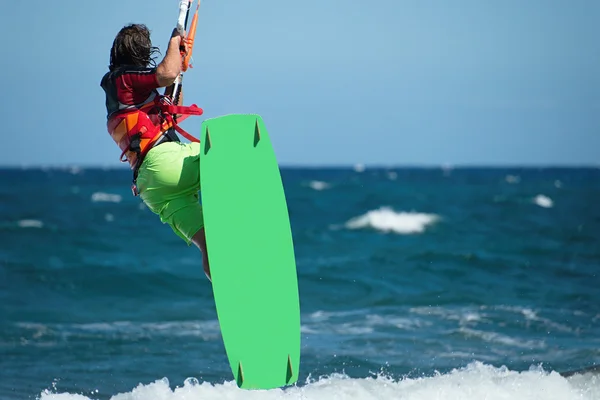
[1,0,598,167]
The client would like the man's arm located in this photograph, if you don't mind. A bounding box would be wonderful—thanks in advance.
[156,29,183,88]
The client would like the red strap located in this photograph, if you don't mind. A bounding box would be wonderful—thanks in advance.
[111,97,204,165]
[160,103,204,116]
[161,113,201,143]
[157,103,204,143]
[172,123,200,143]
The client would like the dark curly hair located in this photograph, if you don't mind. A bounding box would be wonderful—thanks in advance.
[109,24,161,71]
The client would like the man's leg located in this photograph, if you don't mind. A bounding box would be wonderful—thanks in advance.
[192,228,211,281]
[137,142,210,279]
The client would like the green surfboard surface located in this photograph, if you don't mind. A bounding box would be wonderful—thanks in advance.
[199,114,301,390]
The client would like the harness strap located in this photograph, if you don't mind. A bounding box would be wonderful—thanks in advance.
[172,123,200,143]
[159,103,203,143]
[118,99,204,197]
[140,103,203,157]
[160,103,204,117]
[120,102,204,162]
[119,124,149,163]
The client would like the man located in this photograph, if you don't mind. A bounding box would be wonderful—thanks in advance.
[100,24,211,280]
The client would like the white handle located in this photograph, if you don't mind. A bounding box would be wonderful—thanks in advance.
[177,0,191,35]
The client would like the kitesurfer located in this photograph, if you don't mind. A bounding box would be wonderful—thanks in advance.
[100,24,211,281]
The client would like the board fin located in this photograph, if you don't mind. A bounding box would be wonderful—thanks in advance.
[237,361,244,387]
[286,354,293,383]
[253,119,261,147]
[204,127,212,154]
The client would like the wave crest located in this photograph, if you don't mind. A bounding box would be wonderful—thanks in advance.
[345,207,439,234]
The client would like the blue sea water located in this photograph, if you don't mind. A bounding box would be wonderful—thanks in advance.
[0,165,599,400]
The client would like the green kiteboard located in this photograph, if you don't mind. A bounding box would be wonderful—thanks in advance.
[199,114,301,390]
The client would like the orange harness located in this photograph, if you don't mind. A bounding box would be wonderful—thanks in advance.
[107,94,203,168]
[107,95,204,196]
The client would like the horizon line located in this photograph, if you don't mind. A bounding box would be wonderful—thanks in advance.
[0,162,598,170]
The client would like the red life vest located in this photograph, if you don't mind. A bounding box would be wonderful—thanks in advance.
[107,94,204,169]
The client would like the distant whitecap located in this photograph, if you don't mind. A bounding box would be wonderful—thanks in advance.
[533,194,553,208]
[441,164,453,177]
[505,175,521,184]
[345,207,439,234]
[91,192,122,203]
[308,180,330,191]
[17,219,43,228]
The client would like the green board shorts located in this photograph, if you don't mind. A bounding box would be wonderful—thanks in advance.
[136,141,204,245]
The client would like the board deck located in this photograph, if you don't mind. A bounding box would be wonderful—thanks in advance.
[199,114,301,390]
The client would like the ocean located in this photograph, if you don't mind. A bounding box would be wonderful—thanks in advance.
[0,165,599,400]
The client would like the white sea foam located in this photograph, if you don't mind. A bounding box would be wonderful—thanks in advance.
[409,306,488,329]
[37,362,600,400]
[304,309,429,336]
[411,304,576,332]
[345,207,439,234]
[353,163,365,173]
[68,166,82,175]
[91,192,122,203]
[493,305,573,333]
[458,327,546,349]
[308,180,330,191]
[17,219,43,228]
[533,194,553,208]
[16,320,222,342]
[441,164,453,177]
[505,175,521,184]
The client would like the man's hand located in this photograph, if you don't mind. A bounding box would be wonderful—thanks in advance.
[175,28,192,56]
[172,27,186,39]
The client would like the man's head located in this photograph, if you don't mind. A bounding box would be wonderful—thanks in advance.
[109,24,160,71]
